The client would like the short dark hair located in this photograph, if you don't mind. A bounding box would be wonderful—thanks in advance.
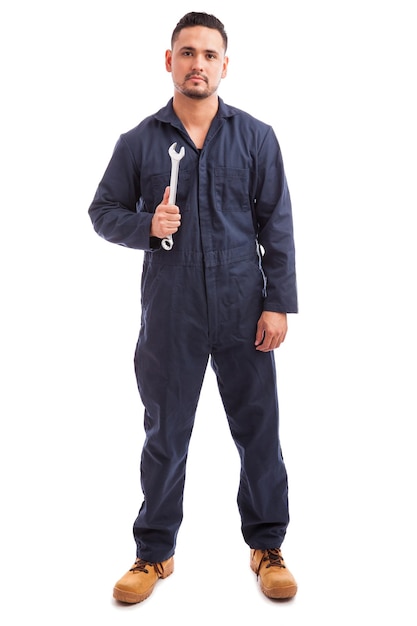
[171,12,228,51]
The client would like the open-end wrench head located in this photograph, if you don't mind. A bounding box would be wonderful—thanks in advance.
[168,142,185,161]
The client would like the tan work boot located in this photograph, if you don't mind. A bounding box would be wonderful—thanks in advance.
[113,556,174,603]
[250,548,297,599]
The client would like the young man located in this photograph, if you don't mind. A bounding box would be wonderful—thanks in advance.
[89,12,298,603]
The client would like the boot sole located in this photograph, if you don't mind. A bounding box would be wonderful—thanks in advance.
[113,559,174,604]
[259,583,298,599]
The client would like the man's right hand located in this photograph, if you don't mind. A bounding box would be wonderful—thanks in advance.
[150,186,181,239]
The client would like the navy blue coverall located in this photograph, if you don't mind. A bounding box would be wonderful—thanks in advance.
[88,98,298,563]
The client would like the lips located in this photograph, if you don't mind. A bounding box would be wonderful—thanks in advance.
[187,74,207,83]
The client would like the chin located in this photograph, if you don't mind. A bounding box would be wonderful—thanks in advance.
[183,88,210,100]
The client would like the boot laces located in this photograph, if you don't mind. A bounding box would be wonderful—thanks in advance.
[130,558,164,576]
[257,548,286,575]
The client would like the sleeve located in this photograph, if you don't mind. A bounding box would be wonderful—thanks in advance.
[255,127,298,313]
[88,135,155,251]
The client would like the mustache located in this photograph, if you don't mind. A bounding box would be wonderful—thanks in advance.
[185,72,208,83]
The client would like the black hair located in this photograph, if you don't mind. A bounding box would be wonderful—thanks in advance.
[171,12,228,51]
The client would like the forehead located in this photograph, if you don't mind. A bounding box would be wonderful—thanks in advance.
[172,25,225,53]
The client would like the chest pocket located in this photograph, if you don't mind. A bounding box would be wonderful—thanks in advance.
[214,167,250,212]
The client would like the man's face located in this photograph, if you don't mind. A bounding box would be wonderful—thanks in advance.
[166,26,228,100]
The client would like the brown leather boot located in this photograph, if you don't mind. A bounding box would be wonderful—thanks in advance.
[113,556,174,603]
[250,548,297,599]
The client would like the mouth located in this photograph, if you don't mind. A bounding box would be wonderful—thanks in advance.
[186,74,207,83]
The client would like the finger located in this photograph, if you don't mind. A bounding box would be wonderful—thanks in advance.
[261,336,273,351]
[255,331,271,351]
[255,332,282,352]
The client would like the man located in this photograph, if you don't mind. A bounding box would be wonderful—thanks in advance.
[88,12,298,603]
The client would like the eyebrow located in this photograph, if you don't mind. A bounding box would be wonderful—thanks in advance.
[179,46,219,55]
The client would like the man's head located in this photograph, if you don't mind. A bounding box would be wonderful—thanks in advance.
[171,12,228,53]
[166,12,228,101]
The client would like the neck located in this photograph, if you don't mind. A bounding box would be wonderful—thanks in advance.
[172,92,219,150]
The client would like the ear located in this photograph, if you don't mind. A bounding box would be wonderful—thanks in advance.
[165,49,172,73]
[221,55,229,79]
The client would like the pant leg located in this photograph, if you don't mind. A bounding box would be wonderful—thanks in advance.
[133,261,209,562]
[200,255,289,549]
[211,344,289,548]
[206,252,290,549]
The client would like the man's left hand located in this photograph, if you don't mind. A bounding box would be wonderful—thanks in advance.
[254,311,288,352]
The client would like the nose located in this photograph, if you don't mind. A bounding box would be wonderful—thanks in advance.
[191,54,205,71]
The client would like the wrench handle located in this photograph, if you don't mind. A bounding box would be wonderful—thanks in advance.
[168,161,180,204]
[162,160,180,251]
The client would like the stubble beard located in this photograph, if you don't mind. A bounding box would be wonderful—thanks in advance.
[174,74,220,100]
[179,86,210,100]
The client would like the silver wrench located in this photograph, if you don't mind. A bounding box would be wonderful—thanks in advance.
[161,142,185,251]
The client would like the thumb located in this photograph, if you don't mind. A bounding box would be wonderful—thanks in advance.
[254,322,265,346]
[162,186,170,205]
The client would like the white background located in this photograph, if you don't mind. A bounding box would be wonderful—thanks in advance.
[1,0,416,623]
